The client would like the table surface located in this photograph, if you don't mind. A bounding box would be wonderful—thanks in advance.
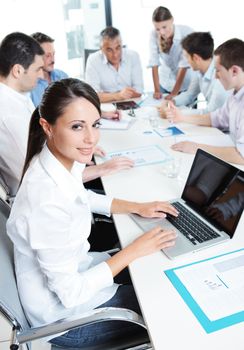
[96,108,244,350]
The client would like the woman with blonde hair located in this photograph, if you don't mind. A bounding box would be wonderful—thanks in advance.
[149,6,194,100]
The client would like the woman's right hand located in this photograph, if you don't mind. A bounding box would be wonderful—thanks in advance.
[130,226,176,259]
[107,226,176,277]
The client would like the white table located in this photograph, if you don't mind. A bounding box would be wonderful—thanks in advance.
[97,109,244,350]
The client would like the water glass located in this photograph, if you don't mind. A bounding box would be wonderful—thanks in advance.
[162,157,181,178]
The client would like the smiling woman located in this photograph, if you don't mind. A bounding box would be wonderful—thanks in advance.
[7,78,178,347]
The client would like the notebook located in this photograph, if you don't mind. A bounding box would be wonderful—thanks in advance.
[130,150,244,259]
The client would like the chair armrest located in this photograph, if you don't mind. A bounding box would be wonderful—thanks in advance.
[17,307,146,344]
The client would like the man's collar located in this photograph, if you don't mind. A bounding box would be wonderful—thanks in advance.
[202,59,215,80]
[0,82,31,101]
[233,85,244,99]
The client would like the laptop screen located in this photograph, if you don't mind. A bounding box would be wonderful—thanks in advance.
[181,150,244,237]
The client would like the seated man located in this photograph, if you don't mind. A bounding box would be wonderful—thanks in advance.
[85,26,144,103]
[165,38,244,165]
[30,32,68,107]
[160,32,229,116]
[0,32,44,197]
[0,32,133,197]
[31,32,121,122]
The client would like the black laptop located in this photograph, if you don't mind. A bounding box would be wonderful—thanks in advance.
[131,150,244,259]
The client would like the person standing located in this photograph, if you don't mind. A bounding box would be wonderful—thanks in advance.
[149,6,194,100]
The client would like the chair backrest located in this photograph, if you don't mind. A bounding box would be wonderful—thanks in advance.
[0,171,10,202]
[83,48,98,71]
[0,198,30,332]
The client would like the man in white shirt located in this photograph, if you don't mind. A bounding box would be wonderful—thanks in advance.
[0,32,44,196]
[0,33,134,198]
[166,38,244,165]
[85,26,144,103]
[160,32,229,116]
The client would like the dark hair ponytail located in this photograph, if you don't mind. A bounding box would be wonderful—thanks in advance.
[20,107,46,184]
[20,78,101,183]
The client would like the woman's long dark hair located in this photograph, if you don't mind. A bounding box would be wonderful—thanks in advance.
[152,6,173,53]
[21,78,101,183]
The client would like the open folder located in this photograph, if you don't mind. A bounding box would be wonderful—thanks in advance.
[104,145,171,166]
[165,248,244,333]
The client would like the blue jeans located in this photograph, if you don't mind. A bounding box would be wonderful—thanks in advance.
[160,85,170,94]
[49,285,144,348]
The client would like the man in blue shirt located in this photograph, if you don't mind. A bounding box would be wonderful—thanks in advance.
[30,32,68,107]
[159,32,229,116]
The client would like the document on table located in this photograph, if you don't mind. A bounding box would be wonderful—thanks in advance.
[138,93,163,107]
[155,126,185,137]
[99,117,135,130]
[165,248,244,333]
[104,145,172,166]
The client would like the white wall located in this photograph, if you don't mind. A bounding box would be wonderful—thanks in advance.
[0,0,70,72]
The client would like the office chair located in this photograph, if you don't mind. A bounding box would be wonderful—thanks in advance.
[0,198,152,350]
[0,171,12,207]
[83,49,98,72]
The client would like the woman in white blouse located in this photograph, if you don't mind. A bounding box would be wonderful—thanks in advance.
[149,6,193,100]
[7,78,178,347]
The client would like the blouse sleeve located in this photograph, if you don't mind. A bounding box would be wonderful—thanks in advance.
[148,30,160,67]
[26,202,114,309]
[87,190,113,216]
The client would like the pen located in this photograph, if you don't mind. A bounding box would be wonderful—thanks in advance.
[168,102,177,144]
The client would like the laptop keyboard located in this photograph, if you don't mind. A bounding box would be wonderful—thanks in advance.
[167,202,220,245]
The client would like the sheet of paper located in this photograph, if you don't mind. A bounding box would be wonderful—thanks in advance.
[99,117,134,130]
[165,249,244,333]
[104,145,172,166]
[139,93,163,107]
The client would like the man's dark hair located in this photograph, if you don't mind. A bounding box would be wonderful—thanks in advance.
[31,32,54,44]
[214,38,244,70]
[0,32,44,77]
[100,26,120,41]
[182,32,214,60]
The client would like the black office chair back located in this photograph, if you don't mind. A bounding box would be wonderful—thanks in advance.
[0,199,31,337]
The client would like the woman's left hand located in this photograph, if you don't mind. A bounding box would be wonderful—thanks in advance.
[135,201,178,218]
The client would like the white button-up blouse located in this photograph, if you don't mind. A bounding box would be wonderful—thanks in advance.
[7,145,118,328]
[148,25,194,92]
